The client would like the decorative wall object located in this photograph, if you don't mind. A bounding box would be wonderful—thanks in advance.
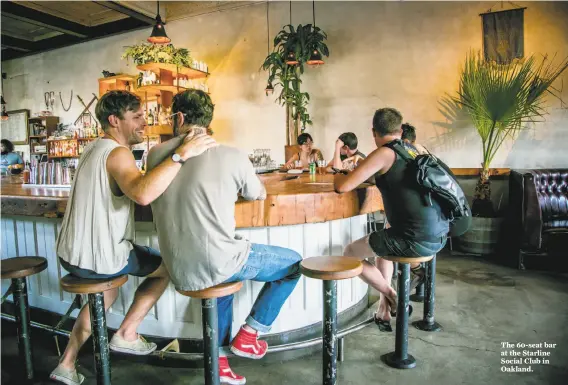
[1,109,29,144]
[481,7,526,64]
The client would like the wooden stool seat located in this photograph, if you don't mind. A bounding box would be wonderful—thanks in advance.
[177,281,243,299]
[381,255,434,263]
[1,257,48,279]
[60,274,128,294]
[300,256,363,281]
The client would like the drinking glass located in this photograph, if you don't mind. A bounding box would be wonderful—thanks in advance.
[317,160,327,174]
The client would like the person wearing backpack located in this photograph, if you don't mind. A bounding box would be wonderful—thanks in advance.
[334,107,469,331]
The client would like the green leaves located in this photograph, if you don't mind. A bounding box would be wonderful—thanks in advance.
[122,43,192,68]
[448,51,568,170]
[261,23,330,130]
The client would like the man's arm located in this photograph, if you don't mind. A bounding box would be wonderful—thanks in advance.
[334,147,395,194]
[331,139,344,169]
[107,134,217,206]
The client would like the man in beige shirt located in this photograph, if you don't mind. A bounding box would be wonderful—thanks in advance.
[51,91,217,385]
[148,89,302,385]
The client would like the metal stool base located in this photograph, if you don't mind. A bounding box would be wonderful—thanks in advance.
[412,320,442,332]
[383,352,416,369]
[409,294,424,303]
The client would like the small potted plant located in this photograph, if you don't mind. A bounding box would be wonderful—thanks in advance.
[122,42,192,67]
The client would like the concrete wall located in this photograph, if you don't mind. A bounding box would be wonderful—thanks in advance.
[2,1,568,166]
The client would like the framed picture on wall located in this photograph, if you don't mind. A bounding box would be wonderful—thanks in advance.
[1,109,30,145]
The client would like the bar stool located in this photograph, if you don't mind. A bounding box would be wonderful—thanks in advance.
[380,254,434,369]
[1,256,48,381]
[176,281,243,385]
[300,256,363,385]
[412,255,442,332]
[60,274,128,385]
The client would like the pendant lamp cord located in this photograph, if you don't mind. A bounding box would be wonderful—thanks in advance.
[289,1,292,25]
[313,0,316,27]
[267,1,270,54]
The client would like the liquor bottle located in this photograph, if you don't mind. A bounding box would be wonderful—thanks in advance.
[137,72,143,88]
[125,81,131,92]
[23,162,31,184]
[148,109,154,126]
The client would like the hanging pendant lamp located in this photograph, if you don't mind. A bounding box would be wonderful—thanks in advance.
[265,1,274,95]
[265,83,274,96]
[148,1,171,44]
[307,0,324,66]
[285,1,298,66]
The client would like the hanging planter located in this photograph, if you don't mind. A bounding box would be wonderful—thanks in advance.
[261,23,329,143]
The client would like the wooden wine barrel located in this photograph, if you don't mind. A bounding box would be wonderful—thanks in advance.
[455,217,503,255]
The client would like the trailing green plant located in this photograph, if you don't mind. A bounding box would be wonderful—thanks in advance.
[261,24,329,143]
[122,43,191,67]
[446,51,568,216]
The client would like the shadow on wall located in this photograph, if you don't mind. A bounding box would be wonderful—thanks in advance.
[505,107,568,168]
[426,97,478,159]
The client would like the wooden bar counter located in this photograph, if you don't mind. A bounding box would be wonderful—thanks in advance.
[0,173,382,226]
[1,173,380,343]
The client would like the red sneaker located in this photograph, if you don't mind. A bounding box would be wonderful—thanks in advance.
[230,326,268,359]
[219,356,246,385]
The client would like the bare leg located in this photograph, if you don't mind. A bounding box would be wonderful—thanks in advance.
[59,288,119,370]
[344,239,397,303]
[376,257,395,320]
[114,263,169,341]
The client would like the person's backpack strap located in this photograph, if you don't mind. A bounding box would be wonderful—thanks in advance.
[382,140,415,163]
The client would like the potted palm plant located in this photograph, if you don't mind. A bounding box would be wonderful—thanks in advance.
[447,51,568,254]
[262,24,329,145]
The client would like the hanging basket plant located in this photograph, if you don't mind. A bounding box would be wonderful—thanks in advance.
[261,24,329,140]
[122,43,192,67]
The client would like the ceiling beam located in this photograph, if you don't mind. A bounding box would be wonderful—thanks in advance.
[92,1,156,25]
[0,35,34,52]
[1,1,90,38]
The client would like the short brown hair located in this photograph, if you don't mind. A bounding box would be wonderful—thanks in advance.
[95,90,141,132]
[372,108,403,136]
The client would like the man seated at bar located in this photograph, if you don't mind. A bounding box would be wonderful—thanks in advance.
[401,122,428,155]
[327,132,366,172]
[334,108,449,330]
[1,139,24,174]
[147,89,302,385]
[284,132,324,169]
[50,90,217,385]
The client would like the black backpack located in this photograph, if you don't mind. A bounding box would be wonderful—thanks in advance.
[384,140,471,236]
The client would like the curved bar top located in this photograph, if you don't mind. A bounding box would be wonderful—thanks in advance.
[0,173,383,227]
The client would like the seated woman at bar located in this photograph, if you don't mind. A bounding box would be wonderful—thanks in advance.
[1,139,24,174]
[284,133,323,169]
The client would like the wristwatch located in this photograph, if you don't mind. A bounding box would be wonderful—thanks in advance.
[171,153,185,164]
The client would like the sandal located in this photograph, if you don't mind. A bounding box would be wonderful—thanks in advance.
[373,313,392,332]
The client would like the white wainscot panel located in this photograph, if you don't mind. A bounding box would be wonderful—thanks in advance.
[1,216,369,338]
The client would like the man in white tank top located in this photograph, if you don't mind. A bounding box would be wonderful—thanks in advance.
[51,91,218,385]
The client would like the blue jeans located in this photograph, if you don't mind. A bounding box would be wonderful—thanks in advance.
[217,243,302,348]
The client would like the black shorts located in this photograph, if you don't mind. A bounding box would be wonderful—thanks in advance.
[59,244,162,279]
[369,229,447,257]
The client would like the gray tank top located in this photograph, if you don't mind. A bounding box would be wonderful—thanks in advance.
[56,139,134,274]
